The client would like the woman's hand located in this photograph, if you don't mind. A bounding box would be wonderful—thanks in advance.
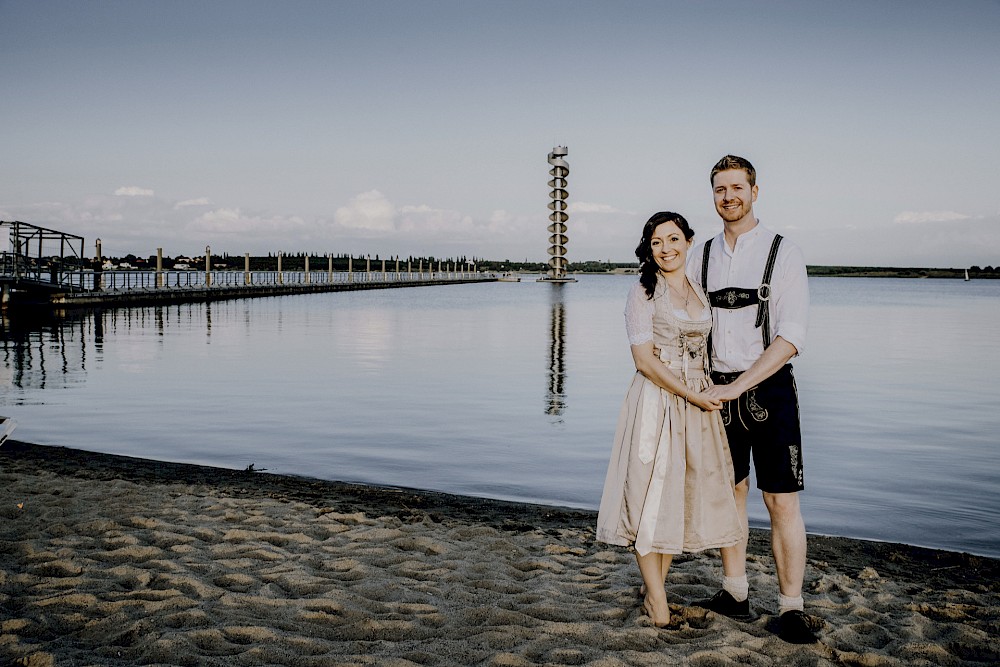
[632,342,723,411]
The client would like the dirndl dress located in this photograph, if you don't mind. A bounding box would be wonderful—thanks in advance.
[596,279,741,555]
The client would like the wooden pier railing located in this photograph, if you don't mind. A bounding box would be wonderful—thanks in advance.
[1,221,495,310]
[3,265,494,310]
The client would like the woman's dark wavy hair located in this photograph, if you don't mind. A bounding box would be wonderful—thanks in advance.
[635,211,695,299]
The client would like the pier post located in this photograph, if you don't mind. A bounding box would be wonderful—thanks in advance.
[381,258,386,282]
[278,252,283,285]
[305,255,311,284]
[419,259,423,278]
[395,258,400,280]
[244,253,251,285]
[408,259,412,279]
[205,246,212,287]
[348,256,353,283]
[156,248,164,288]
[95,239,103,291]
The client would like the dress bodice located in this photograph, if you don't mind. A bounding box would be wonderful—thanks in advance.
[649,280,712,381]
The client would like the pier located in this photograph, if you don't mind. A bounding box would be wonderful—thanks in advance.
[1,220,495,311]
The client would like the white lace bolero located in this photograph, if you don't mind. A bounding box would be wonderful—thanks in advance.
[624,280,708,346]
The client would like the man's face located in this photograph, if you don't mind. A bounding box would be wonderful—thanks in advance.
[712,169,758,224]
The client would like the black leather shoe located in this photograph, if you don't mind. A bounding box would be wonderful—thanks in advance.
[693,590,752,621]
[778,610,818,644]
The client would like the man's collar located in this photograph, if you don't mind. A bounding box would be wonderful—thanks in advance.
[722,219,761,252]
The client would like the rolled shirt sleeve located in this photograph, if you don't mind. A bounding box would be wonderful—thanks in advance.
[770,241,809,356]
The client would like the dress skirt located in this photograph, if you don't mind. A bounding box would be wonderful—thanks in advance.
[596,371,741,556]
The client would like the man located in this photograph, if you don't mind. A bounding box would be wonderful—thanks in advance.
[686,155,816,644]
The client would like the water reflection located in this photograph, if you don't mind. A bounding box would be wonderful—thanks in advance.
[2,278,999,557]
[1,304,216,392]
[1,310,94,393]
[545,284,567,417]
[94,309,104,349]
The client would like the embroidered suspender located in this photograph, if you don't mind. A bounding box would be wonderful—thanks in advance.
[701,234,783,352]
[702,241,715,369]
[756,234,783,347]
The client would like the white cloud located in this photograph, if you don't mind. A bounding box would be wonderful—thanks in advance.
[398,204,473,233]
[114,186,155,197]
[334,190,396,231]
[175,197,212,208]
[188,208,310,241]
[569,201,620,214]
[489,210,511,224]
[2,188,640,262]
[893,210,972,224]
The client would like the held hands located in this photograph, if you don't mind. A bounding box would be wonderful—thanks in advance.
[703,383,743,403]
[686,390,723,412]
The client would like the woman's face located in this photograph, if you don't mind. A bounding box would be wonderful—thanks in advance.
[650,221,691,274]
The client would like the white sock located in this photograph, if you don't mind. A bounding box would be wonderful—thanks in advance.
[779,594,803,615]
[723,575,749,602]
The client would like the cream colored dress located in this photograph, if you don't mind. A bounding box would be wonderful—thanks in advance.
[596,278,741,556]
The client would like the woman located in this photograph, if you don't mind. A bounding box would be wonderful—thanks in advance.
[596,211,741,627]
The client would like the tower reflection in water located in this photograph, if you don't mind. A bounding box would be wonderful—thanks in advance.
[545,284,567,417]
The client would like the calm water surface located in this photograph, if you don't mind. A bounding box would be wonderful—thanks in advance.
[2,276,999,558]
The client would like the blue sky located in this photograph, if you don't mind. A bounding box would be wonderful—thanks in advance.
[2,0,998,267]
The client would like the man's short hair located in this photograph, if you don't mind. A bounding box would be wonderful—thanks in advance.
[711,155,756,187]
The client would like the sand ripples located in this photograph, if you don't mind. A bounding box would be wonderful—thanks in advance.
[1,446,998,666]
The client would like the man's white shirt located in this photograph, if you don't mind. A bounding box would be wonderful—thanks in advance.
[687,223,809,374]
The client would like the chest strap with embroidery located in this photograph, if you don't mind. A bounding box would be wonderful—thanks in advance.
[708,287,759,310]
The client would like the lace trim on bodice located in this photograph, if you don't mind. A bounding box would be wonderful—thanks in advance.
[624,279,712,383]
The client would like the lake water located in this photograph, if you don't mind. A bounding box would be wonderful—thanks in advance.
[2,276,999,558]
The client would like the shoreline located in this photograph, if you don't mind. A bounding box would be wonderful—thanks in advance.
[2,440,998,665]
[4,439,995,564]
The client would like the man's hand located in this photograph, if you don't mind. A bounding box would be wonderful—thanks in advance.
[707,337,799,403]
[704,383,743,402]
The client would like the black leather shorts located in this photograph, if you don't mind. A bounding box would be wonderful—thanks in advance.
[711,364,804,493]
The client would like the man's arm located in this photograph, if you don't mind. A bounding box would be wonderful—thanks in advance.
[704,336,797,402]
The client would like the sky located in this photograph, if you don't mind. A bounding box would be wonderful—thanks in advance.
[2,0,999,267]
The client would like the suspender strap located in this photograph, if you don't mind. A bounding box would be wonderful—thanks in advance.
[701,239,712,293]
[702,239,714,371]
[755,234,783,348]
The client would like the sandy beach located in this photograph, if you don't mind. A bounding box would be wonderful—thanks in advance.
[1,440,997,667]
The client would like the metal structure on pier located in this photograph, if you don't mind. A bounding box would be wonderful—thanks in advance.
[1,221,88,309]
[539,146,576,283]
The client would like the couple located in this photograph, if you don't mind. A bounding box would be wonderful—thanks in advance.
[595,155,816,644]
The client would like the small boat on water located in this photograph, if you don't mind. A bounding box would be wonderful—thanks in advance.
[498,272,521,282]
[965,269,970,281]
[0,416,16,446]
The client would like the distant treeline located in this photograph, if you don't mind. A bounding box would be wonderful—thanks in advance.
[805,265,999,279]
[95,253,998,279]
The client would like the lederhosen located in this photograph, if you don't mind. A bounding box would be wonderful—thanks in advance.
[701,235,805,492]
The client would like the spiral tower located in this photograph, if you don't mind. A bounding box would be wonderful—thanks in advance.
[540,146,576,283]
